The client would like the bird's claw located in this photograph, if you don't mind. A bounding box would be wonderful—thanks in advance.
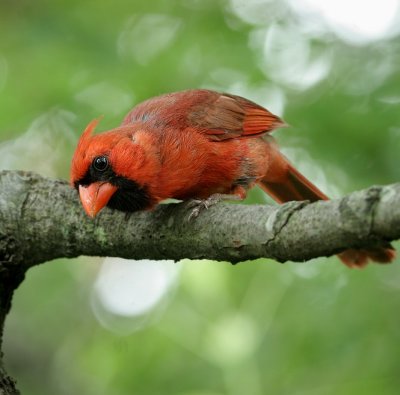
[187,199,206,221]
[186,196,221,221]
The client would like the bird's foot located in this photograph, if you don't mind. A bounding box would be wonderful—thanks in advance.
[187,193,244,221]
[187,196,218,220]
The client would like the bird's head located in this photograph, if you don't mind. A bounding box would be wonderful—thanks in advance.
[70,119,155,217]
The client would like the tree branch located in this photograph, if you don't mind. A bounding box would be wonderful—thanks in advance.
[0,169,399,393]
[1,170,398,267]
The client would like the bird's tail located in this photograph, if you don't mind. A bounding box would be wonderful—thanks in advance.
[258,154,395,268]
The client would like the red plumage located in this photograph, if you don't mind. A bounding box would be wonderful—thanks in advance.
[70,89,395,268]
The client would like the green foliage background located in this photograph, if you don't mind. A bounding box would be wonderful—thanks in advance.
[1,1,400,394]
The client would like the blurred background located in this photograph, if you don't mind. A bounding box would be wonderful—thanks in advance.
[1,0,400,394]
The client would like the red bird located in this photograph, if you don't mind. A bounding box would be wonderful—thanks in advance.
[70,89,395,268]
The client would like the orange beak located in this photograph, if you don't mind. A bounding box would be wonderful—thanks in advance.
[78,182,118,218]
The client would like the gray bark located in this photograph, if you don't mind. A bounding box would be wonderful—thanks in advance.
[0,170,398,393]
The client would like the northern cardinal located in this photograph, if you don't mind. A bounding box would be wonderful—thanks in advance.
[70,89,395,267]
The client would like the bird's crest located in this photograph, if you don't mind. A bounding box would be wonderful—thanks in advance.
[81,117,101,141]
[70,117,102,186]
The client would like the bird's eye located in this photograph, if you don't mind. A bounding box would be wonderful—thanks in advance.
[93,156,109,172]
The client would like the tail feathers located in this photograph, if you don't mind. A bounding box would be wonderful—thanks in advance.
[258,160,396,268]
[338,247,396,268]
[259,162,328,203]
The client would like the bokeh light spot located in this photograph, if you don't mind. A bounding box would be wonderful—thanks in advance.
[288,0,400,45]
[91,258,179,334]
[203,313,259,367]
[117,14,182,65]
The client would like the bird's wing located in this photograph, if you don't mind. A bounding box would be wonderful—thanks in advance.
[121,90,285,141]
[187,92,285,141]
